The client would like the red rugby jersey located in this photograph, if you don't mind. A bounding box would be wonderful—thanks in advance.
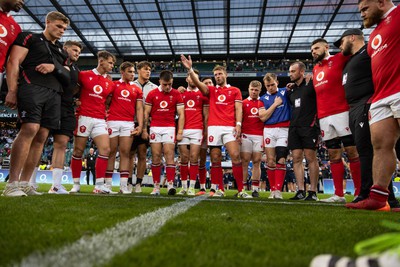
[368,6,400,103]
[78,69,114,119]
[108,79,143,122]
[242,97,264,136]
[207,84,242,127]
[0,11,21,72]
[145,87,184,127]
[312,53,350,119]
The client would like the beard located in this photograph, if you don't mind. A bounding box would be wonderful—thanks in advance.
[363,7,384,28]
[313,52,326,63]
[342,42,353,56]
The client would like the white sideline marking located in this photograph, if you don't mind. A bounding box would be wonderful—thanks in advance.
[16,196,206,267]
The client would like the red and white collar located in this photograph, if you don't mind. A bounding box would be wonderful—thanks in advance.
[119,78,134,85]
[216,84,231,89]
[247,96,260,101]
[187,87,199,92]
[158,86,171,93]
[92,68,108,78]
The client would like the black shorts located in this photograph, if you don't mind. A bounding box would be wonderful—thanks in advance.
[131,124,149,151]
[17,83,61,130]
[52,107,76,138]
[285,171,296,183]
[288,126,319,150]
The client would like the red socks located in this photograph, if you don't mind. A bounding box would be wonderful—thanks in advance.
[330,159,345,197]
[232,163,244,192]
[189,162,198,182]
[151,163,161,184]
[370,185,389,202]
[70,155,82,179]
[95,154,109,180]
[166,165,175,183]
[275,163,286,192]
[199,165,207,185]
[349,157,361,196]
[267,165,276,191]
[180,163,189,182]
[211,162,223,190]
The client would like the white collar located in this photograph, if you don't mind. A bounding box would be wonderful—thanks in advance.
[216,84,231,89]
[247,96,260,101]
[119,78,134,85]
[187,87,199,92]
[158,86,171,93]
[382,5,397,19]
[92,68,108,78]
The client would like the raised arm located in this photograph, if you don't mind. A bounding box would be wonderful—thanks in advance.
[180,54,209,95]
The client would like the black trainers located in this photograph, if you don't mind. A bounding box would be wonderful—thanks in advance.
[252,190,260,198]
[290,190,306,200]
[167,188,176,195]
[304,191,318,201]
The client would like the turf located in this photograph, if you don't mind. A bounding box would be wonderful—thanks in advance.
[0,183,398,267]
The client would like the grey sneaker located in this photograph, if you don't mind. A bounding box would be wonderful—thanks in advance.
[2,183,27,197]
[21,185,43,196]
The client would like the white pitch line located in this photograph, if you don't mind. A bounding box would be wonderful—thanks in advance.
[16,196,206,267]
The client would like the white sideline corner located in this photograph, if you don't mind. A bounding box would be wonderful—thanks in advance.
[16,196,206,267]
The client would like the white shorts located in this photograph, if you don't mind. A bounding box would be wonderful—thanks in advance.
[208,126,237,146]
[263,127,288,148]
[107,120,135,138]
[241,134,264,153]
[178,129,203,145]
[369,92,400,125]
[149,127,175,144]
[319,111,352,141]
[76,115,108,138]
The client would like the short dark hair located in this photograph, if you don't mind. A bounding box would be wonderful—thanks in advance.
[97,50,116,63]
[120,61,134,72]
[290,61,306,71]
[201,77,212,82]
[159,70,173,81]
[137,61,152,70]
[64,40,83,50]
[311,38,328,47]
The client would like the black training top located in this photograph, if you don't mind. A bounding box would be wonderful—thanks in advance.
[287,79,318,127]
[61,62,80,111]
[342,44,374,108]
[13,32,66,92]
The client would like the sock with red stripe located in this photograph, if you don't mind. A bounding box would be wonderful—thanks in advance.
[252,180,260,191]
[349,157,361,196]
[330,159,345,197]
[199,165,206,189]
[232,163,244,192]
[275,163,286,192]
[95,155,109,182]
[105,170,113,186]
[166,164,176,183]
[370,185,389,202]
[211,162,223,191]
[180,163,188,189]
[151,163,161,185]
[120,170,129,187]
[70,155,82,181]
[267,165,276,191]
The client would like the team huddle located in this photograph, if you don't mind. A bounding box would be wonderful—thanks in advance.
[1,0,399,211]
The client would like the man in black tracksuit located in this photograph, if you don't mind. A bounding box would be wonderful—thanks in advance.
[335,28,399,209]
[287,61,320,201]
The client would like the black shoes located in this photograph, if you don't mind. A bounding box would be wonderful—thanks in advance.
[290,190,306,200]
